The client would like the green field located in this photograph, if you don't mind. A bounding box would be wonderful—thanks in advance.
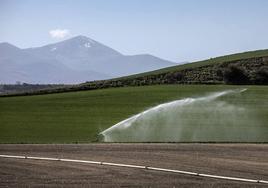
[0,85,267,143]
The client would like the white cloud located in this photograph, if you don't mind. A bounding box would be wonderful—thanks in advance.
[49,29,70,39]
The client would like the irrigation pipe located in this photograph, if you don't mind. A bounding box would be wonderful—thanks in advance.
[0,154,267,184]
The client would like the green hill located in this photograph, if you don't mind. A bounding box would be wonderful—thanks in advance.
[71,49,268,93]
[123,49,268,78]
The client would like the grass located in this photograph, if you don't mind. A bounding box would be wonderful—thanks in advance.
[121,49,268,79]
[0,85,267,143]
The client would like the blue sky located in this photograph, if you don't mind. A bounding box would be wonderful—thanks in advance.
[1,0,268,62]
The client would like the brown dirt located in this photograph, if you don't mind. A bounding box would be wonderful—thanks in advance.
[0,144,267,187]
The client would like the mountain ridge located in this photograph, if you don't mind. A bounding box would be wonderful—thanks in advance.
[0,35,175,84]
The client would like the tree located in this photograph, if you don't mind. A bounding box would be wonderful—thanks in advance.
[223,64,249,84]
[254,66,268,84]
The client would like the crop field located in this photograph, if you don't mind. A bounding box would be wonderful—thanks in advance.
[0,85,267,143]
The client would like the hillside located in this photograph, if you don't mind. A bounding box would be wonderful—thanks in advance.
[124,49,268,78]
[80,49,268,88]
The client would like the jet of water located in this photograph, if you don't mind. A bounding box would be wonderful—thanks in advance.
[100,88,261,142]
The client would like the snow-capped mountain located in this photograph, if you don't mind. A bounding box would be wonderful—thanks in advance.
[25,36,122,71]
[0,36,176,84]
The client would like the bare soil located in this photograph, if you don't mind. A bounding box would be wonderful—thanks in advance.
[0,144,267,187]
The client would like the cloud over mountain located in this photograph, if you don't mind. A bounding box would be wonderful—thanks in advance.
[49,29,70,39]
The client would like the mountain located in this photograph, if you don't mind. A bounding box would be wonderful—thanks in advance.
[0,42,108,84]
[24,36,123,71]
[25,35,176,77]
[97,54,176,76]
[0,36,176,84]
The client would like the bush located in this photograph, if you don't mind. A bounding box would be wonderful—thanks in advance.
[164,72,184,84]
[223,64,250,84]
[216,69,223,77]
[173,72,184,81]
[254,66,268,84]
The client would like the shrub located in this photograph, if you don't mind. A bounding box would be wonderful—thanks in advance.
[254,66,268,84]
[223,64,250,84]
[216,69,223,77]
[173,72,184,81]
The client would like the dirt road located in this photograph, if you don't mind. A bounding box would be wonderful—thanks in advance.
[0,144,267,187]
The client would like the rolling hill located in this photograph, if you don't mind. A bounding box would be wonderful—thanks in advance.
[125,49,268,78]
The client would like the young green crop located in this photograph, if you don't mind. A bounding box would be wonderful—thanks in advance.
[0,85,267,143]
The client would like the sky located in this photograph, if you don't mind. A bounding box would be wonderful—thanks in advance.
[1,0,268,62]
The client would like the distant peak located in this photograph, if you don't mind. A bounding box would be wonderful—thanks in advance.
[63,35,96,47]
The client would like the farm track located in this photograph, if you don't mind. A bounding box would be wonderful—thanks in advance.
[0,144,267,187]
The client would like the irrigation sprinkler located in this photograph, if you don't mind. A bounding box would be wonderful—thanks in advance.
[0,154,267,185]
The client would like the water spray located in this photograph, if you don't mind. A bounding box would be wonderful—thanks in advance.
[100,88,256,142]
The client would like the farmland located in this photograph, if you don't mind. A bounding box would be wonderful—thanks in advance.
[0,85,267,143]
